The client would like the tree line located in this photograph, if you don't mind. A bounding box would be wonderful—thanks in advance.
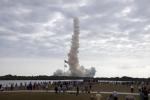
[0,75,150,82]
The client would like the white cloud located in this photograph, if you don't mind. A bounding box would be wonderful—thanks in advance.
[0,0,150,77]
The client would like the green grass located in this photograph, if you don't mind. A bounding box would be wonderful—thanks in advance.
[50,83,150,93]
[0,92,141,100]
[91,83,136,92]
[1,83,149,100]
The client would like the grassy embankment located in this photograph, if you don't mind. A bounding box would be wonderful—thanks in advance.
[0,92,141,100]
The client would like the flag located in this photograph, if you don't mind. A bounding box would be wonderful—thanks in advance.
[64,60,68,63]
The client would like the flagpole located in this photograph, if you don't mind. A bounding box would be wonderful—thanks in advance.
[64,60,68,76]
[64,61,65,76]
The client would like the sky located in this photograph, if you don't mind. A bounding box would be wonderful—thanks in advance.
[0,0,150,78]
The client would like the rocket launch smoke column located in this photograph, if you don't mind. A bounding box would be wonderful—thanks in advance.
[53,18,96,77]
[68,17,83,76]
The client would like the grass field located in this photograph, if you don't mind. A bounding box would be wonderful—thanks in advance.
[91,83,137,92]
[50,83,150,93]
[0,92,141,100]
[0,83,149,100]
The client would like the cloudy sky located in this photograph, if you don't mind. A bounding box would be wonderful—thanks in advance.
[0,0,150,78]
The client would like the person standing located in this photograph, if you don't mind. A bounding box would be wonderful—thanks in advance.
[130,85,134,93]
[139,89,144,100]
[0,84,3,91]
[0,84,2,90]
[76,86,79,96]
[54,86,58,93]
[142,86,149,100]
[112,91,118,100]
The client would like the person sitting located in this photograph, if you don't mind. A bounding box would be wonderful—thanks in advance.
[90,94,95,100]
[95,91,102,100]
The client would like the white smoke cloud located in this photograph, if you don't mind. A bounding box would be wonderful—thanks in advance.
[53,66,96,77]
[54,17,96,77]
[53,69,64,76]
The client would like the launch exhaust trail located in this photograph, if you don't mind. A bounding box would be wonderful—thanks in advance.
[68,17,83,76]
[53,17,96,77]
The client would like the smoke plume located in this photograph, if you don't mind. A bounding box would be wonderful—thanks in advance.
[53,17,96,77]
[53,69,64,76]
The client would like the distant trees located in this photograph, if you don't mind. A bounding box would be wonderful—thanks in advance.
[0,74,150,82]
[0,75,83,80]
